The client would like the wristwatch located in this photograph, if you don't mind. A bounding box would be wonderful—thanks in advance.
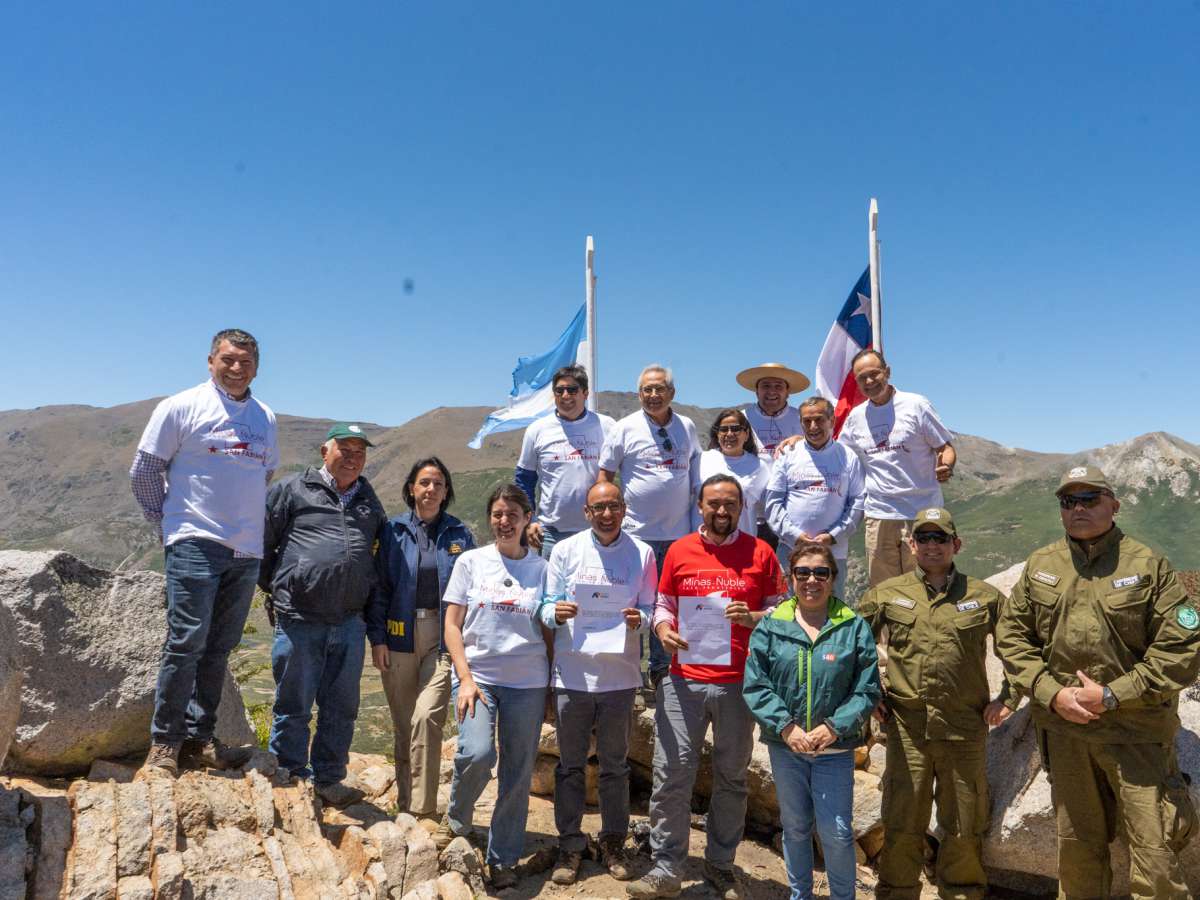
[1101,685,1119,710]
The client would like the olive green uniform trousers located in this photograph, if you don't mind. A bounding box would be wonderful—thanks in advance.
[877,713,989,900]
[1043,729,1194,900]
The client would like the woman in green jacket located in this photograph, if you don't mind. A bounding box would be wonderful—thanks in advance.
[743,543,880,900]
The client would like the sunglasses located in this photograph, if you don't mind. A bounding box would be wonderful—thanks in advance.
[791,566,832,582]
[552,385,581,396]
[1059,491,1108,510]
[656,426,674,453]
[716,425,746,434]
[914,531,953,545]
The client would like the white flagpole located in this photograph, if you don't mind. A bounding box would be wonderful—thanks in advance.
[868,198,883,353]
[585,235,598,412]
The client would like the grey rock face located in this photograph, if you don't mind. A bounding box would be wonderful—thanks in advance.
[0,550,253,775]
[0,601,21,770]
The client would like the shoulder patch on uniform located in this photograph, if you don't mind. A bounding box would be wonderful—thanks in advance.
[1111,575,1143,590]
[1178,606,1199,630]
[890,598,916,609]
[449,543,464,554]
[956,599,981,612]
[1033,571,1060,586]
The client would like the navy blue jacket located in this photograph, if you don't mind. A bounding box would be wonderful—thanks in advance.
[365,511,475,653]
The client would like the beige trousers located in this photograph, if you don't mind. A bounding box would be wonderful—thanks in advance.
[865,517,915,587]
[379,615,451,817]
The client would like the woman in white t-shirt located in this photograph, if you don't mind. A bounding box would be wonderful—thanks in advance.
[696,408,770,535]
[436,483,549,886]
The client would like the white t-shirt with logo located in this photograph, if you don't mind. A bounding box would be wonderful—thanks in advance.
[598,410,700,541]
[540,530,658,692]
[764,439,864,559]
[137,380,280,556]
[742,404,803,469]
[696,449,769,536]
[838,389,954,520]
[443,544,548,690]
[517,410,616,533]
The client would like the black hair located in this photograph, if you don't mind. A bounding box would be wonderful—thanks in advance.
[403,456,455,513]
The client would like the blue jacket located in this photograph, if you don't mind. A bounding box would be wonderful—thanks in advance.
[743,596,881,751]
[365,511,475,653]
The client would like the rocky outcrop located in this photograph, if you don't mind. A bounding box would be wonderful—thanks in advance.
[0,602,20,771]
[0,550,253,775]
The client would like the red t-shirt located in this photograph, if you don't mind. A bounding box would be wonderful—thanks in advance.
[658,531,786,683]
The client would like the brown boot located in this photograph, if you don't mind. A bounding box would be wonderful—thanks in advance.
[179,737,254,771]
[600,835,633,880]
[551,849,582,885]
[143,742,181,775]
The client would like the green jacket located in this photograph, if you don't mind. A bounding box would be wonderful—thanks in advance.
[743,597,881,750]
[996,526,1200,744]
[859,566,1015,741]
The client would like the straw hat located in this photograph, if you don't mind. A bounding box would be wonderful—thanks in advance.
[735,363,810,394]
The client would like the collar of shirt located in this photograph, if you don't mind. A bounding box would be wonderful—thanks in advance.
[1068,525,1122,565]
[209,378,251,403]
[641,408,675,430]
[589,529,626,551]
[917,564,961,599]
[698,526,741,547]
[319,466,361,507]
[409,510,442,534]
[755,403,789,419]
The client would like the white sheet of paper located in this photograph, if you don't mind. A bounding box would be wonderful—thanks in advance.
[571,583,631,654]
[677,593,731,666]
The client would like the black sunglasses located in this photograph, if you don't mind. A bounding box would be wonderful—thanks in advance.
[914,531,953,545]
[1059,491,1108,510]
[656,426,674,453]
[553,385,581,396]
[716,425,746,434]
[791,565,832,582]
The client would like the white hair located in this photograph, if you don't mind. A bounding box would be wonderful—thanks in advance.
[638,364,674,391]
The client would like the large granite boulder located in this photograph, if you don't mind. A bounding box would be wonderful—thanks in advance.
[0,600,21,769]
[0,550,254,775]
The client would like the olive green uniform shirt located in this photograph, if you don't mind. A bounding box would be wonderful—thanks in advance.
[996,526,1200,744]
[859,566,1014,741]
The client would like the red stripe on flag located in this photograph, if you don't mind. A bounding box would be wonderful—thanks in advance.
[832,372,865,438]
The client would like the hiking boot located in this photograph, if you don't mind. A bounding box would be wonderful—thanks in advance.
[551,849,582,885]
[600,835,633,881]
[179,737,254,771]
[143,742,181,775]
[433,815,458,851]
[702,861,745,900]
[315,779,365,808]
[489,865,519,890]
[626,871,681,898]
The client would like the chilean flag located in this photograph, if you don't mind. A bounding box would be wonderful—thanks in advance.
[815,267,873,437]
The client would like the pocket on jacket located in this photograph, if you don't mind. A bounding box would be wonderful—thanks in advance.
[1162,771,1197,854]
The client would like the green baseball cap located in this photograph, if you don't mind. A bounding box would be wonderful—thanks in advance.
[913,507,956,536]
[1055,464,1111,496]
[326,423,374,446]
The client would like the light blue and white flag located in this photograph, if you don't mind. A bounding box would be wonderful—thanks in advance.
[468,304,588,449]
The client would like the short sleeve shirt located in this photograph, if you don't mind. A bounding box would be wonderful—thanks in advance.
[517,410,616,532]
[742,404,802,469]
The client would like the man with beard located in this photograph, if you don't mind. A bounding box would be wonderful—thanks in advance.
[627,475,786,900]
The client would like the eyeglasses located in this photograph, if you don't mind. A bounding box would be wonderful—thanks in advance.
[914,531,953,545]
[791,566,832,582]
[552,385,581,396]
[716,425,746,434]
[1059,491,1108,510]
[640,385,670,396]
[587,502,624,514]
[656,426,674,452]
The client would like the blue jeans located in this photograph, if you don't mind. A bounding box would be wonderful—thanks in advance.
[269,614,366,784]
[152,538,259,744]
[539,525,578,560]
[447,681,546,867]
[776,544,850,609]
[645,539,674,675]
[767,744,857,900]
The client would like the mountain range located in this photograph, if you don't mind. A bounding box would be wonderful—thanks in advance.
[1,393,1197,579]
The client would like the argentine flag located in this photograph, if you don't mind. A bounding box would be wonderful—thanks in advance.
[468,304,588,449]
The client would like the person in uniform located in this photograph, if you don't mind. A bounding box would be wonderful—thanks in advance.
[996,465,1200,899]
[858,507,1016,899]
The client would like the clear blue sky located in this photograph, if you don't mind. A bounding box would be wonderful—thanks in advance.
[3,3,1197,452]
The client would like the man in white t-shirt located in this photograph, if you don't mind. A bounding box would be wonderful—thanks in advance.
[598,364,701,682]
[129,329,279,775]
[736,363,809,551]
[837,349,955,587]
[515,364,615,560]
[764,396,864,603]
[540,481,657,886]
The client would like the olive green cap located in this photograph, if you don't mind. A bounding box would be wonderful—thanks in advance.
[326,423,374,446]
[1055,464,1111,496]
[913,507,956,536]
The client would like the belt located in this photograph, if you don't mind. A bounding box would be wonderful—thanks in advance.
[414,608,439,619]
